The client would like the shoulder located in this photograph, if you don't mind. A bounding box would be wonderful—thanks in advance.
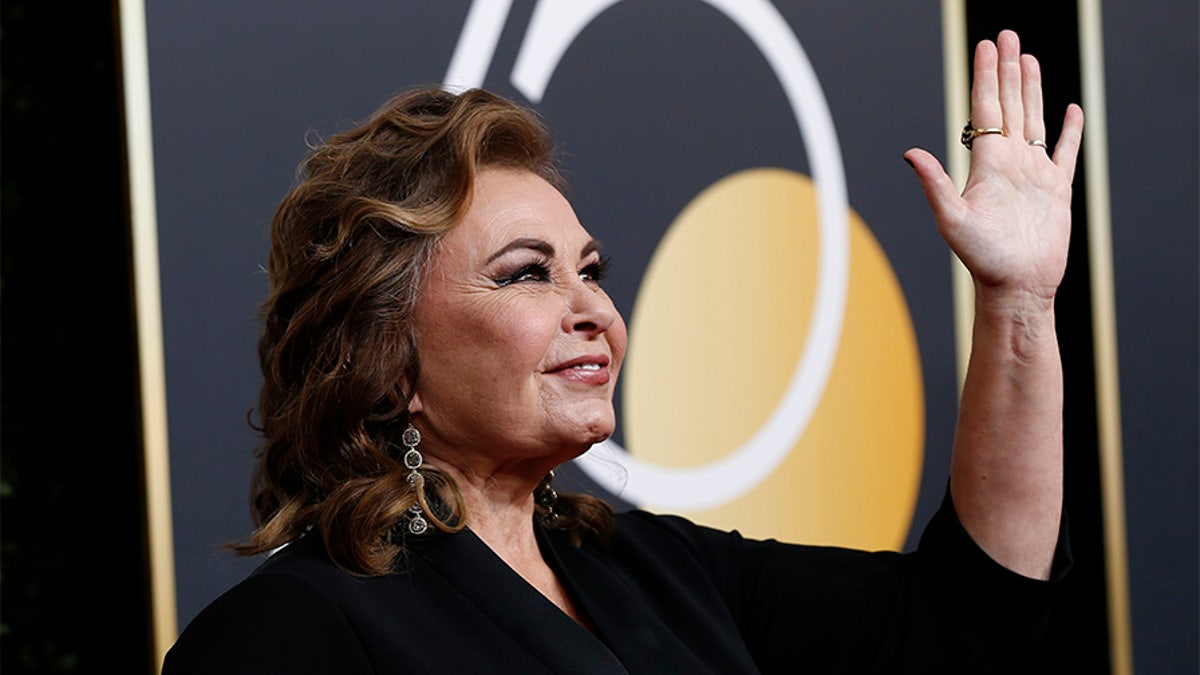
[612,508,744,551]
[608,509,730,567]
[163,536,375,674]
[610,508,886,574]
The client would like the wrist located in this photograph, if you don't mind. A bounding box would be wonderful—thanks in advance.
[972,284,1059,362]
[973,281,1057,314]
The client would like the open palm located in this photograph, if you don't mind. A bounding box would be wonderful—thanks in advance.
[905,31,1084,303]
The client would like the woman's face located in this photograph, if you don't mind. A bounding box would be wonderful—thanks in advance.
[410,168,627,469]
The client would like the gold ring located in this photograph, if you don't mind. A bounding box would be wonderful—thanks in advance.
[960,121,1007,150]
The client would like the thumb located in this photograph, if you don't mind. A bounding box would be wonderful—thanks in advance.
[903,147,961,224]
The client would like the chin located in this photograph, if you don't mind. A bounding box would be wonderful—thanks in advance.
[584,426,613,446]
[561,407,615,449]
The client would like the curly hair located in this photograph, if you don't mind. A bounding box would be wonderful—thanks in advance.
[232,87,614,575]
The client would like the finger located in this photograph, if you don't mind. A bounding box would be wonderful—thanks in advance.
[997,30,1024,138]
[904,148,964,224]
[1021,54,1046,147]
[971,39,1002,130]
[1052,103,1085,178]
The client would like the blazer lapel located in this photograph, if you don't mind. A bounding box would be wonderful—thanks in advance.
[542,526,759,674]
[412,528,629,675]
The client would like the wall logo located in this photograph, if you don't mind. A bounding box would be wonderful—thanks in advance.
[445,0,923,549]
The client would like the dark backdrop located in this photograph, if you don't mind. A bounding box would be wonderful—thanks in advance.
[142,0,957,631]
[1,0,153,673]
[1,2,1195,673]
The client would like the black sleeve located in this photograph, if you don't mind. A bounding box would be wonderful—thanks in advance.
[636,491,1071,674]
[162,572,374,675]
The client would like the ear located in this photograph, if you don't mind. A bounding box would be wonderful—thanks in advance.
[407,389,424,414]
[400,373,423,415]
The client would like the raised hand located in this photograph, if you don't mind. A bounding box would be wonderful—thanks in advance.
[904,30,1084,306]
[903,31,1083,579]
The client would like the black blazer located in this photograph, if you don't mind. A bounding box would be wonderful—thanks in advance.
[163,493,1069,674]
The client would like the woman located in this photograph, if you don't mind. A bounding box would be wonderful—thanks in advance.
[164,30,1082,673]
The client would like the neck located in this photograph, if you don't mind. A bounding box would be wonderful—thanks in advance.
[421,451,590,630]
[426,456,547,561]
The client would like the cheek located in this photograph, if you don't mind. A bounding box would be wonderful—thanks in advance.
[609,312,630,372]
[473,299,561,370]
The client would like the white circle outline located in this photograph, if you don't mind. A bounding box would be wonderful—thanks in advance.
[469,0,850,511]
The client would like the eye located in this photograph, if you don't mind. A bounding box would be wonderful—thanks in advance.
[579,255,611,283]
[495,262,551,287]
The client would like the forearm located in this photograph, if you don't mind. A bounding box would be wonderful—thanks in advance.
[950,285,1064,580]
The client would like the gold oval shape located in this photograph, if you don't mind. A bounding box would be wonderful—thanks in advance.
[624,168,923,550]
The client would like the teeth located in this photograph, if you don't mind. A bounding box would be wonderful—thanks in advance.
[573,363,601,370]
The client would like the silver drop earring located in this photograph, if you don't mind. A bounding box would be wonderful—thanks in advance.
[402,424,428,535]
[536,470,559,528]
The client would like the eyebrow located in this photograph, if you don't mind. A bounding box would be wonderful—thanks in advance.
[486,237,602,263]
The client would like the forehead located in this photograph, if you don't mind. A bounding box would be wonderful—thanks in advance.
[445,168,591,255]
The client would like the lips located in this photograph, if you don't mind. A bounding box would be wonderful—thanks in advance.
[545,354,612,384]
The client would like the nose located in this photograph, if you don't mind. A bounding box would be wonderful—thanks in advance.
[562,278,618,336]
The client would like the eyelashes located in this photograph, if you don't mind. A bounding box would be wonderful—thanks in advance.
[581,255,611,283]
[495,261,551,287]
[494,255,610,287]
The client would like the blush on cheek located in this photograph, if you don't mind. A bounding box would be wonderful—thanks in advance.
[476,303,555,357]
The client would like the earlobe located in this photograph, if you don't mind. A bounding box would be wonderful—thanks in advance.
[403,375,424,414]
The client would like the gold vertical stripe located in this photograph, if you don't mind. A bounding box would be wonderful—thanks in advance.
[117,0,178,670]
[1077,2,1134,673]
[941,0,974,388]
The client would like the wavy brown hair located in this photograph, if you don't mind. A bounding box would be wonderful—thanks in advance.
[232,87,614,575]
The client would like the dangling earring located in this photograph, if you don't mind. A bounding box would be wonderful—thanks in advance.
[402,423,428,535]
[536,470,559,528]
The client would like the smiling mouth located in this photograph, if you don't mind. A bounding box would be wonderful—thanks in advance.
[546,359,611,385]
[546,355,611,375]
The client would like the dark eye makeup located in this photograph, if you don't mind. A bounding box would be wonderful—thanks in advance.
[492,254,611,287]
[494,260,551,287]
[580,255,611,283]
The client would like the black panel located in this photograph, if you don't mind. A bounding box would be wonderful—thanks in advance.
[1,1,154,672]
[966,3,1109,672]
